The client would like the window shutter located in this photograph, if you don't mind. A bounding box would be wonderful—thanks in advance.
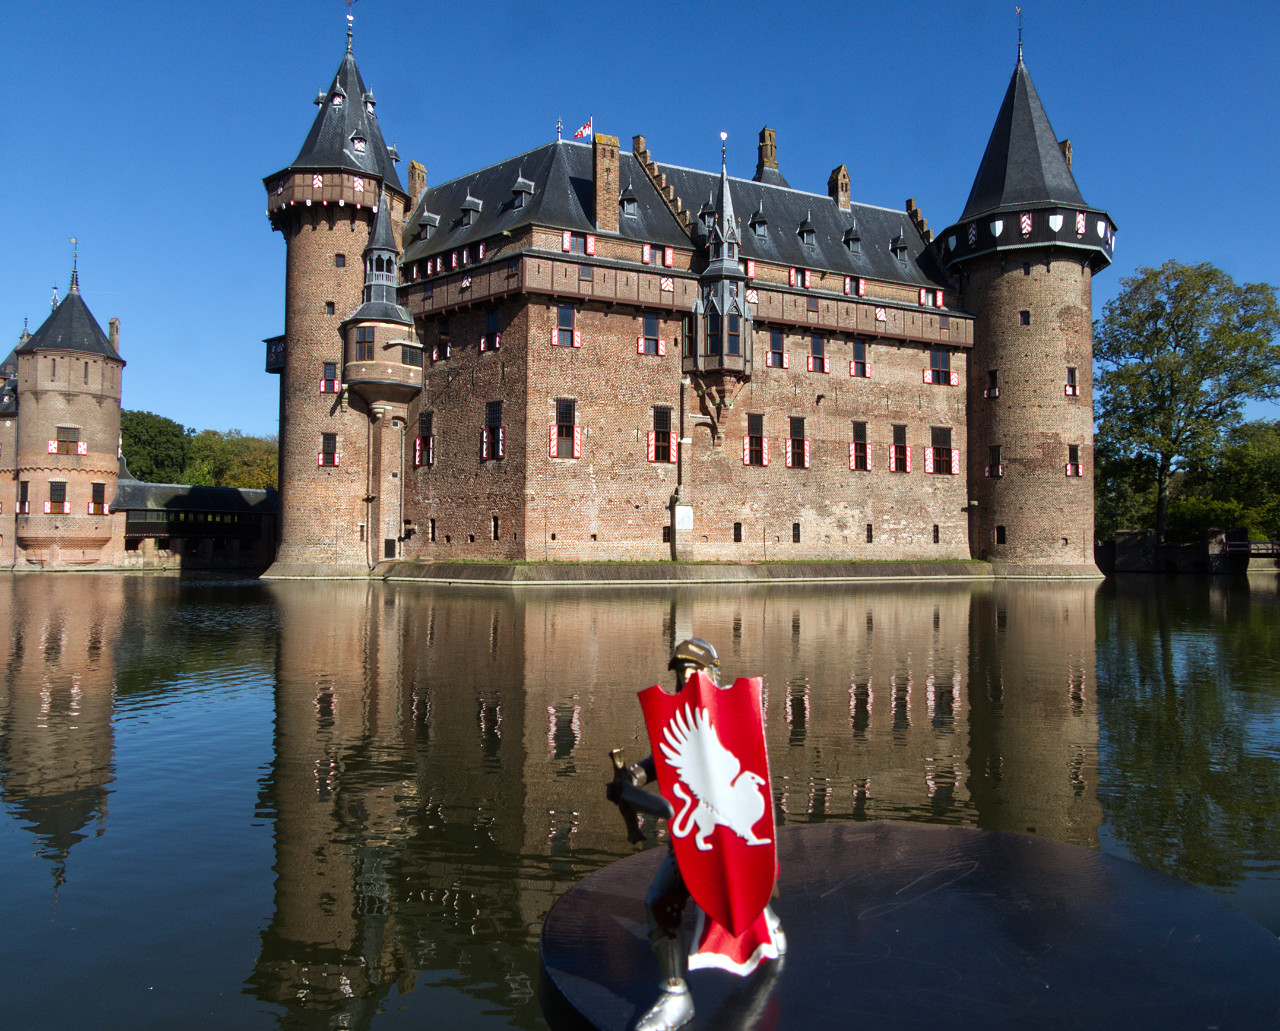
[807,355,815,372]
[428,436,435,466]
[850,360,857,377]
[648,430,656,462]
[985,465,991,478]
[479,242,486,260]
[865,363,872,378]
[637,336,645,355]
[747,259,756,278]
[47,440,56,453]
[413,436,423,467]
[905,446,911,473]
[585,235,595,255]
[936,290,944,307]
[480,335,488,352]
[867,443,873,471]
[782,352,790,369]
[762,437,770,466]
[743,435,750,465]
[317,452,324,467]
[803,269,811,288]
[785,439,793,467]
[923,368,932,384]
[482,427,490,459]
[669,432,678,463]
[451,251,458,269]
[572,329,582,348]
[766,352,774,368]
[498,427,505,459]
[803,440,811,469]
[919,288,928,305]
[446,343,452,358]
[849,443,856,470]
[642,243,651,264]
[44,501,52,514]
[789,268,796,287]
[550,424,557,458]
[494,332,501,350]
[550,329,557,348]
[658,338,666,356]
[572,426,582,459]
[334,452,341,467]
[858,278,866,296]
[889,446,896,472]
[431,345,440,361]
[663,247,674,267]
[562,231,572,252]
[844,276,852,295]
[949,370,959,387]
[823,356,830,374]
[462,247,469,264]
[925,447,934,473]
[951,448,960,473]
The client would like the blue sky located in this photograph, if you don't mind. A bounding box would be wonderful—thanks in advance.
[7,0,1279,437]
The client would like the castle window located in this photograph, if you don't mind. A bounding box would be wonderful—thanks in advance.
[356,327,375,362]
[987,445,1003,478]
[851,339,869,378]
[933,524,940,544]
[996,525,1007,545]
[90,482,107,516]
[866,523,874,543]
[335,253,346,268]
[319,433,340,467]
[18,480,29,514]
[986,369,999,398]
[1066,444,1083,477]
[551,399,580,458]
[555,304,581,347]
[766,328,788,369]
[744,413,768,467]
[928,427,953,474]
[54,426,80,455]
[792,522,801,543]
[726,314,740,355]
[926,347,953,386]
[640,313,661,355]
[650,407,675,463]
[806,296,819,312]
[851,421,870,471]
[415,411,435,468]
[1022,262,1031,276]
[708,313,722,355]
[1020,310,1031,325]
[1066,367,1079,396]
[325,301,336,316]
[482,401,505,461]
[48,481,68,514]
[482,310,501,352]
[83,361,89,384]
[492,516,500,541]
[890,425,910,473]
[321,362,339,393]
[401,345,423,367]
[786,418,810,469]
[808,336,828,374]
[562,232,593,255]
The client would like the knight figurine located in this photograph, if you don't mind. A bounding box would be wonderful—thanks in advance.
[606,638,785,1031]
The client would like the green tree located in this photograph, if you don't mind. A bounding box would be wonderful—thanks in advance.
[184,429,278,490]
[120,410,190,483]
[1182,419,1280,539]
[1095,261,1280,541]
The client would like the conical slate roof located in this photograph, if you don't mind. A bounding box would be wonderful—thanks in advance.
[18,274,120,360]
[288,42,402,193]
[959,56,1086,221]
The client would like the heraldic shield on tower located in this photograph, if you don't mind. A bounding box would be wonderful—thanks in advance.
[607,638,783,1031]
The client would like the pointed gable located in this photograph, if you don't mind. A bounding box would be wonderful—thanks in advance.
[289,45,402,193]
[959,57,1086,221]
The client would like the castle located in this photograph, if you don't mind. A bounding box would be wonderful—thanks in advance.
[264,31,1114,579]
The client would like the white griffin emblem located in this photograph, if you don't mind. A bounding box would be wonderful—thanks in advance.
[660,704,771,851]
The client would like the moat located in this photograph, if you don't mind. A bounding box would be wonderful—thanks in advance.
[2,572,1279,1030]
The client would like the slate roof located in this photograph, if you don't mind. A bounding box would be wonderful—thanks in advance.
[0,345,16,415]
[403,139,944,288]
[281,43,402,193]
[959,56,1087,221]
[112,480,277,514]
[17,277,121,361]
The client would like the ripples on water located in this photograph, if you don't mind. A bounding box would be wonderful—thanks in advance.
[1,571,1278,1030]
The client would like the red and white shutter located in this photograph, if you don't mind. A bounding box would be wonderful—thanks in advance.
[822,356,831,374]
[637,336,645,354]
[562,231,572,252]
[497,427,505,459]
[413,436,423,467]
[889,446,897,473]
[762,437,770,466]
[782,351,790,369]
[785,439,793,467]
[648,431,656,462]
[428,436,435,466]
[905,446,911,473]
[47,440,57,453]
[789,268,796,287]
[743,435,750,465]
[746,259,756,278]
[867,444,873,471]
[669,432,678,463]
[950,370,959,386]
[572,329,582,348]
[550,424,558,458]
[479,241,486,260]
[663,247,674,267]
[920,288,928,305]
[658,338,666,356]
[642,243,652,264]
[935,290,944,307]
[925,446,934,473]
[923,368,933,384]
[480,335,488,352]
[334,451,341,467]
[803,440,811,469]
[585,235,595,255]
[844,276,852,295]
[849,443,856,470]
[858,278,866,296]
[462,247,469,264]
[572,426,582,459]
[481,427,491,459]
[951,448,960,474]
[804,269,812,288]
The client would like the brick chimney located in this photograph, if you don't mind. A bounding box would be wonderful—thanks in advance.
[594,133,620,234]
[109,317,119,353]
[756,127,779,178]
[828,164,850,211]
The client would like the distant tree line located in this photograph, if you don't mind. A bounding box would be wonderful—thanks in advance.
[1095,261,1280,544]
[121,410,277,491]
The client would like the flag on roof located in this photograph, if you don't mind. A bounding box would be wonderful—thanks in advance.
[573,116,592,139]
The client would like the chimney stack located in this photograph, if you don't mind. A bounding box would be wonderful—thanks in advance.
[109,317,119,353]
[407,160,426,201]
[828,164,850,211]
[594,133,620,234]
[756,127,779,177]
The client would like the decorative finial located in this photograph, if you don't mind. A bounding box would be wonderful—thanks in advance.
[51,283,59,310]
[720,130,727,165]
[1017,6,1023,60]
[346,0,358,52]
[556,115,563,140]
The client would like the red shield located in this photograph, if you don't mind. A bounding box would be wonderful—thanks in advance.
[639,672,776,936]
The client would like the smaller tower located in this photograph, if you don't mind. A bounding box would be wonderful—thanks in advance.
[940,53,1115,575]
[12,266,125,567]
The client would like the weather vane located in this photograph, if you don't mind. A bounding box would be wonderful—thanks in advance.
[346,0,358,50]
[1017,6,1023,59]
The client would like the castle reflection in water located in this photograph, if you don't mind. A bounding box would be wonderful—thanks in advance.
[1,574,1109,1029]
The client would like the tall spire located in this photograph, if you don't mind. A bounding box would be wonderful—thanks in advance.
[346,0,356,53]
[69,236,79,294]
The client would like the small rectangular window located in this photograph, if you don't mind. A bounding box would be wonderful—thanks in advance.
[552,399,578,458]
[988,445,1003,478]
[851,421,869,471]
[55,426,80,454]
[733,522,743,543]
[580,263,593,281]
[787,417,808,469]
[708,313,722,355]
[987,369,999,397]
[320,433,339,466]
[851,339,869,378]
[356,326,375,362]
[652,407,672,462]
[996,524,1007,545]
[866,523,873,544]
[928,347,952,386]
[1020,310,1031,325]
[767,328,787,369]
[745,413,766,467]
[891,425,910,473]
[401,346,423,367]
[930,427,953,474]
[335,253,346,268]
[557,304,578,347]
[792,522,801,543]
[325,301,336,315]
[726,314,740,356]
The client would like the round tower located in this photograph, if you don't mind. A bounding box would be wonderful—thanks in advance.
[940,52,1115,576]
[263,23,408,576]
[12,268,125,567]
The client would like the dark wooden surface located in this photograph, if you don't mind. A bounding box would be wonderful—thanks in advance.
[541,821,1280,1030]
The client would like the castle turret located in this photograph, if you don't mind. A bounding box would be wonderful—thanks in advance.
[12,267,125,567]
[940,51,1115,575]
[263,20,411,575]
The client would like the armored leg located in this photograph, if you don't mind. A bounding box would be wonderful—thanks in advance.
[635,850,694,1031]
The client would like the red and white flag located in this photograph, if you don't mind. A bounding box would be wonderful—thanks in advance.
[573,116,592,139]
